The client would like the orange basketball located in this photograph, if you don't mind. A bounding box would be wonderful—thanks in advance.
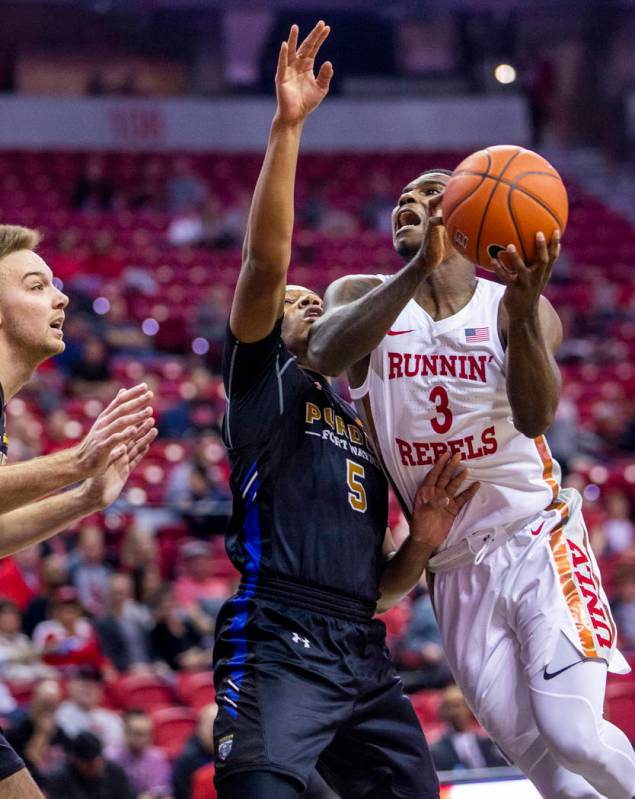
[441,145,568,271]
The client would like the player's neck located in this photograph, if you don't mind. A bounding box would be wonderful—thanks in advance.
[0,342,38,401]
[413,255,477,321]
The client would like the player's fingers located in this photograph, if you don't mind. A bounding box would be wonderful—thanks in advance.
[446,468,469,497]
[436,451,461,490]
[491,259,517,285]
[102,407,154,437]
[308,23,330,60]
[276,41,288,81]
[422,450,451,485]
[126,418,155,449]
[454,481,481,510]
[99,383,148,419]
[287,24,299,60]
[316,61,334,93]
[534,231,549,267]
[505,244,528,275]
[297,20,324,58]
[129,429,158,470]
[99,391,153,427]
[548,229,561,264]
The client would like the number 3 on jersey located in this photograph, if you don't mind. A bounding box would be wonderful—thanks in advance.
[430,386,453,434]
[346,459,367,513]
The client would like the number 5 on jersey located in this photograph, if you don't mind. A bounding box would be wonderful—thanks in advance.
[346,459,367,513]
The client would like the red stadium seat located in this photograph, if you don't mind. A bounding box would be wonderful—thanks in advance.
[409,690,443,724]
[176,671,216,710]
[152,706,198,759]
[114,674,175,712]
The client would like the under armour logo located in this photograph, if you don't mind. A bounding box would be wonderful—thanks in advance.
[291,632,310,648]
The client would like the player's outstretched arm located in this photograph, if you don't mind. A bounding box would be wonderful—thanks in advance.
[0,419,157,558]
[493,231,562,438]
[230,21,333,343]
[376,453,479,613]
[306,200,445,381]
[0,383,153,516]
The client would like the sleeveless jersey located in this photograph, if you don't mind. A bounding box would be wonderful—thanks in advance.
[349,276,560,550]
[222,318,389,606]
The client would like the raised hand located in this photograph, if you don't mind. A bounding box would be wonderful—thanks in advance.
[410,452,480,552]
[275,21,333,125]
[75,384,154,479]
[491,230,561,320]
[80,419,158,510]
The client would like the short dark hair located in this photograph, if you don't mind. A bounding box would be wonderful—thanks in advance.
[417,168,453,179]
[68,731,102,761]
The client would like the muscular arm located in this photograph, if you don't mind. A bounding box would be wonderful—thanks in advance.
[0,483,99,559]
[0,449,83,516]
[307,205,445,381]
[376,529,435,614]
[501,295,563,438]
[229,22,332,343]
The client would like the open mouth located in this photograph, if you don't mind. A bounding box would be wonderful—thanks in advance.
[49,318,64,335]
[304,308,323,321]
[395,208,422,234]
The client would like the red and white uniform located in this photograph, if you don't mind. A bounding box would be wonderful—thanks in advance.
[351,275,629,774]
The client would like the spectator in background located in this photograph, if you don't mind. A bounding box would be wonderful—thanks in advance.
[149,586,212,673]
[68,335,114,399]
[33,586,109,675]
[128,158,165,212]
[167,204,206,247]
[56,666,124,749]
[362,173,395,235]
[107,710,172,799]
[0,544,41,611]
[86,232,126,282]
[72,157,114,211]
[166,439,230,538]
[104,296,150,353]
[430,685,507,772]
[172,704,217,799]
[174,541,228,621]
[95,573,152,673]
[48,230,85,286]
[0,599,55,682]
[193,284,230,368]
[399,582,452,690]
[70,525,112,617]
[603,491,635,554]
[6,679,68,786]
[23,554,68,636]
[158,369,220,439]
[167,158,208,214]
[47,731,134,799]
[612,561,635,652]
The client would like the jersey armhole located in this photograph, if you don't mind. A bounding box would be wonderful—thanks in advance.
[349,360,372,400]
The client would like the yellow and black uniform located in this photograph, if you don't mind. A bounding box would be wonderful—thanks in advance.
[213,319,439,799]
[0,383,28,782]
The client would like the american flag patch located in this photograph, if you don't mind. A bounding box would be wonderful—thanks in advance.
[465,327,489,343]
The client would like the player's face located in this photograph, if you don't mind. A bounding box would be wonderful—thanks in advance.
[392,172,450,259]
[0,250,68,362]
[281,286,323,358]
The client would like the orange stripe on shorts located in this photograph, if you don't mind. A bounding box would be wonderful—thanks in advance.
[534,435,559,500]
[548,505,598,659]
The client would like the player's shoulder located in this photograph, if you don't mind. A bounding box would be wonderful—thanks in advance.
[324,273,384,309]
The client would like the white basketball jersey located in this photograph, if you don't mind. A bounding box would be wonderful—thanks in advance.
[350,276,560,550]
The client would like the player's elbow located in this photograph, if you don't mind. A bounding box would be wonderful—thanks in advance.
[513,408,555,439]
[305,330,344,377]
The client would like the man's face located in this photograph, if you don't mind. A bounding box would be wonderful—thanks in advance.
[71,755,105,780]
[0,250,68,363]
[69,677,101,710]
[391,172,451,260]
[125,716,153,755]
[281,287,323,360]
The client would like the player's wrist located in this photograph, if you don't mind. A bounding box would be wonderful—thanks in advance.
[271,114,305,133]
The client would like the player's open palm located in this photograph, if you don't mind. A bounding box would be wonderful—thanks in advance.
[410,452,480,552]
[275,21,333,124]
[492,229,561,319]
[75,384,154,479]
[81,419,158,510]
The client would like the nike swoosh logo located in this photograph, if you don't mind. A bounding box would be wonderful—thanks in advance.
[531,522,545,536]
[543,660,585,680]
[386,329,415,336]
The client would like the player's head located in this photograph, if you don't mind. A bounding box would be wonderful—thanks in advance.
[281,285,323,361]
[392,169,453,260]
[0,225,68,366]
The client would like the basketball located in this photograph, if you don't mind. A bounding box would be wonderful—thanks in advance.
[441,145,569,270]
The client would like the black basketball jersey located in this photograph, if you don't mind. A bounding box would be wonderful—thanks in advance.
[222,319,389,606]
[0,383,7,466]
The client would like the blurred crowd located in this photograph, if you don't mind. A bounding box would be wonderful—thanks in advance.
[0,153,634,795]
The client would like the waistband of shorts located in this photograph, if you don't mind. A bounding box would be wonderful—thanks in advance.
[238,574,376,622]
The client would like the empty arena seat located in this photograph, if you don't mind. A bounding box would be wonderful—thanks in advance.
[151,706,198,759]
[114,674,175,711]
[176,671,216,710]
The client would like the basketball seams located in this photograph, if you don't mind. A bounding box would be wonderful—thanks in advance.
[474,148,523,267]
[507,189,529,263]
[442,151,491,223]
[508,172,566,230]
